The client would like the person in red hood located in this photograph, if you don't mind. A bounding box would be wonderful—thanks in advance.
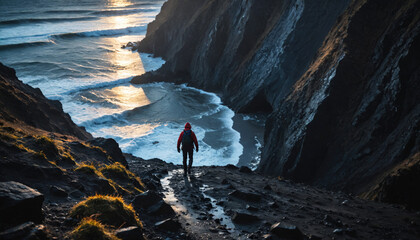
[177,122,199,176]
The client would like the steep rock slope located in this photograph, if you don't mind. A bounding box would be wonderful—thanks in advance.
[0,63,91,140]
[133,0,350,112]
[259,0,420,193]
[133,0,420,198]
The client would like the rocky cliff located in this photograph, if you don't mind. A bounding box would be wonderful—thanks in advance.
[133,0,420,199]
[0,63,144,238]
[0,63,92,140]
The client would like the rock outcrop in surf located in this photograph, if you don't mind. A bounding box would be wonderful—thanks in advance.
[132,0,420,205]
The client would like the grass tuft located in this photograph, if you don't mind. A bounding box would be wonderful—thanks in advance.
[70,195,142,228]
[68,218,120,240]
[75,163,98,175]
[35,135,59,157]
[14,143,33,153]
[100,162,145,191]
[0,132,19,142]
[34,151,47,160]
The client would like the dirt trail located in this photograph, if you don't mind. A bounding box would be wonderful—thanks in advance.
[128,156,420,239]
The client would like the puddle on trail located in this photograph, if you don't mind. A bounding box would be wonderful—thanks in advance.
[200,184,235,232]
[160,169,237,237]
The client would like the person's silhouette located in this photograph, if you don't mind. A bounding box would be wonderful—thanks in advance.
[177,122,199,176]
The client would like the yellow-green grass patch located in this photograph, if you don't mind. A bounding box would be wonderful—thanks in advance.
[68,218,120,240]
[70,195,142,228]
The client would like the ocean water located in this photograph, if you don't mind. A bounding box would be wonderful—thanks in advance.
[0,0,263,166]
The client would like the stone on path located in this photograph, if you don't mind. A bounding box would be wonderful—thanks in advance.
[0,181,44,229]
[270,222,304,240]
[232,211,260,224]
[155,218,181,232]
[115,226,144,240]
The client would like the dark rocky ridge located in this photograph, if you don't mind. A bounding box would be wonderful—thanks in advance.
[0,63,145,238]
[0,63,91,140]
[260,0,420,194]
[133,0,350,112]
[133,0,420,202]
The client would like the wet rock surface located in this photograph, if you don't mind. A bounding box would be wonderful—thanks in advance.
[115,226,144,240]
[0,181,44,229]
[129,156,420,239]
[0,222,48,240]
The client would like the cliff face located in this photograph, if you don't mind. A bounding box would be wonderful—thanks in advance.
[260,0,420,193]
[134,0,350,112]
[134,0,420,195]
[0,63,91,140]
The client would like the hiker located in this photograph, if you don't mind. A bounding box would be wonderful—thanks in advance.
[177,122,199,175]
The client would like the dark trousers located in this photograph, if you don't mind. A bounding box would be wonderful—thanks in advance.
[182,148,193,172]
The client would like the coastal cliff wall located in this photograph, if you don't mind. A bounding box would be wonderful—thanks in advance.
[134,0,350,112]
[133,0,420,195]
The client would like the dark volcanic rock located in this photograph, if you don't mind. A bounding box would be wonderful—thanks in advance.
[154,218,181,232]
[115,226,144,240]
[0,222,48,240]
[239,166,252,173]
[270,222,304,240]
[131,190,163,209]
[232,211,260,224]
[363,152,420,209]
[259,0,420,195]
[0,182,44,230]
[229,190,261,202]
[0,62,91,140]
[88,137,127,167]
[49,185,68,198]
[225,164,238,170]
[148,200,175,216]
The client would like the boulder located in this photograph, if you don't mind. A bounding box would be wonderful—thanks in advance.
[221,178,229,184]
[0,222,48,240]
[239,166,253,173]
[49,185,68,198]
[154,218,181,232]
[0,182,44,229]
[246,205,259,212]
[232,211,260,224]
[269,202,279,209]
[262,234,281,240]
[148,200,175,216]
[88,137,128,167]
[229,190,261,202]
[131,190,162,209]
[270,222,304,240]
[225,164,238,170]
[115,226,144,240]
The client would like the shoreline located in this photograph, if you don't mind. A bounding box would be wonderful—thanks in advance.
[232,113,266,168]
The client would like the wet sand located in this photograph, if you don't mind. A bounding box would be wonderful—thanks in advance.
[232,114,266,169]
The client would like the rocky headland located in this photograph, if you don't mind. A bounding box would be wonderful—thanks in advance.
[132,0,420,209]
[0,61,419,238]
[1,0,420,239]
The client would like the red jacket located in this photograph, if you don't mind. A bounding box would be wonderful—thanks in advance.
[177,122,198,151]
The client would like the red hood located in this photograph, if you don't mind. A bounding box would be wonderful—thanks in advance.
[184,122,191,130]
